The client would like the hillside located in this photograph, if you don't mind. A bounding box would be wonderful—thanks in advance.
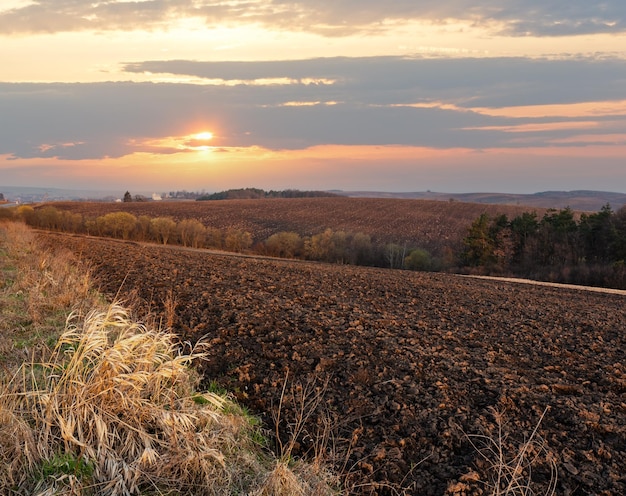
[46,197,546,256]
[4,185,625,210]
[339,190,626,212]
[38,230,626,496]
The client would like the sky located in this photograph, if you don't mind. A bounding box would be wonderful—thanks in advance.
[1,1,626,195]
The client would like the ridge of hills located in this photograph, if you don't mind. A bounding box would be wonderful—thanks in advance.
[337,189,626,211]
[2,186,626,211]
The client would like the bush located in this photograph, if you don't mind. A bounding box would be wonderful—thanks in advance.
[405,248,433,271]
[178,218,207,248]
[150,216,177,244]
[100,212,137,239]
[224,229,252,252]
[264,232,303,258]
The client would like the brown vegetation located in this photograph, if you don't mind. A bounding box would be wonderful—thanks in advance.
[44,197,542,255]
[39,230,626,496]
[0,223,339,495]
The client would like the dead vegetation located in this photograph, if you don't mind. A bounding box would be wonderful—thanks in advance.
[41,228,626,495]
[460,408,558,496]
[4,221,625,495]
[0,222,339,495]
[44,197,541,255]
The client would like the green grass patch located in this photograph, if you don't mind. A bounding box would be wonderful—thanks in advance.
[38,452,95,481]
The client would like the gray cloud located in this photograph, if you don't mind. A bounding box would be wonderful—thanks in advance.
[1,0,625,36]
[2,56,626,159]
[0,81,494,159]
[124,56,626,107]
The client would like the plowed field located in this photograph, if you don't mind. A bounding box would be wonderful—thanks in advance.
[40,232,626,495]
[48,197,544,254]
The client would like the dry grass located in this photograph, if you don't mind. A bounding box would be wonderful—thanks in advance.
[0,222,100,369]
[264,373,339,496]
[0,222,340,495]
[3,222,94,313]
[463,408,558,496]
[1,303,258,494]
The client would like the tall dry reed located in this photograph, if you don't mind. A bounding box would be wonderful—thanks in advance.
[0,222,339,495]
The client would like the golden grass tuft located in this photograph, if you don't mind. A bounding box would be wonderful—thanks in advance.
[254,458,339,496]
[1,302,340,495]
[0,222,340,495]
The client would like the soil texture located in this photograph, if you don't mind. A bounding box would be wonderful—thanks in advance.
[41,232,626,495]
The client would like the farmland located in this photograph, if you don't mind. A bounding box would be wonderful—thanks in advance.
[47,197,544,255]
[38,229,626,496]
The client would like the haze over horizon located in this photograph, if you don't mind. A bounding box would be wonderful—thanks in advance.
[1,1,626,194]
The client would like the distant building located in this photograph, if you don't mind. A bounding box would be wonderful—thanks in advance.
[152,193,162,201]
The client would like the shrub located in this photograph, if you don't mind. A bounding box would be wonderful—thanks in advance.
[32,206,62,230]
[100,212,137,239]
[264,231,303,258]
[349,232,373,265]
[205,227,223,249]
[178,218,207,248]
[224,229,252,252]
[135,215,152,241]
[304,228,350,263]
[405,248,433,271]
[150,216,177,244]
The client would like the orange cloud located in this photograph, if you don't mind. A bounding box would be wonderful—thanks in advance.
[473,100,626,119]
[3,141,626,194]
[463,121,599,133]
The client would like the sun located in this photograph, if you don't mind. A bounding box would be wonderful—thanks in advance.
[194,131,213,140]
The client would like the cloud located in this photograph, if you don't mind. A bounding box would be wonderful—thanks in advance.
[1,0,625,36]
[123,56,626,107]
[2,56,626,159]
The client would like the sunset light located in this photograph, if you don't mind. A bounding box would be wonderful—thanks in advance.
[1,1,625,194]
[3,6,626,489]
[194,131,213,141]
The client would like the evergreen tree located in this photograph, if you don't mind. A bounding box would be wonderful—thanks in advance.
[579,204,615,263]
[462,213,495,267]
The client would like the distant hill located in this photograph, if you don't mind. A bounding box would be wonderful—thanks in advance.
[3,184,625,211]
[0,186,123,203]
[336,190,626,212]
[197,188,340,200]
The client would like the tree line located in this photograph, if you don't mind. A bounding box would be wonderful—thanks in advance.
[3,205,438,271]
[196,188,340,201]
[119,188,339,201]
[461,204,626,288]
[4,202,625,288]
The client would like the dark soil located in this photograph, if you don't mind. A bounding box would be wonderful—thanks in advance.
[41,232,626,496]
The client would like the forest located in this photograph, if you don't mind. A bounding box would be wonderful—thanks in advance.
[462,204,626,288]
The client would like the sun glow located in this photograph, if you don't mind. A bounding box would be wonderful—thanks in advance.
[188,131,215,151]
[194,131,214,140]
